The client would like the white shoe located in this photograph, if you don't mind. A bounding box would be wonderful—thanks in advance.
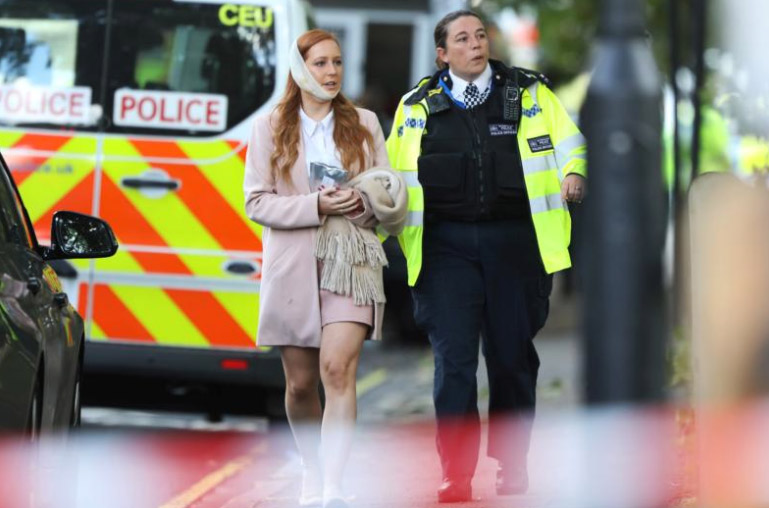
[299,466,323,506]
[323,486,355,508]
[322,498,350,508]
[299,496,323,507]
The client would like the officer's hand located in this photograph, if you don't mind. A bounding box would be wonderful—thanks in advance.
[561,174,586,203]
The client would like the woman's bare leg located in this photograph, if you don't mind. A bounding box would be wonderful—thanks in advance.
[318,322,367,500]
[280,346,323,502]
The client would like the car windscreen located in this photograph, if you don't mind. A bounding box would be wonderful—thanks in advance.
[105,0,277,137]
[0,0,107,131]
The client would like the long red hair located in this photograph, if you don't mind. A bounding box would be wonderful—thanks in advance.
[270,29,374,183]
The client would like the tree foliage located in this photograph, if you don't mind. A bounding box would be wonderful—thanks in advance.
[491,0,671,84]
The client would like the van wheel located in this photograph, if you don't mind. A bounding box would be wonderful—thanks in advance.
[27,374,43,441]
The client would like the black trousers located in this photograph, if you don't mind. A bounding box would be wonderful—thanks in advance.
[412,219,552,480]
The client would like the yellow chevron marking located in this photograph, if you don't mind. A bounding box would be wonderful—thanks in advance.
[94,249,145,273]
[102,139,223,253]
[87,321,107,341]
[18,138,95,223]
[58,137,97,154]
[110,285,208,346]
[70,259,90,270]
[212,290,259,341]
[0,131,24,149]
[177,141,263,239]
[177,254,231,278]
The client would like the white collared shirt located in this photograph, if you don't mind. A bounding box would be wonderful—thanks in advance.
[299,107,342,175]
[449,63,492,104]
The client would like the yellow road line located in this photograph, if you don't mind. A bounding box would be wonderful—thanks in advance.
[357,368,388,396]
[158,442,265,508]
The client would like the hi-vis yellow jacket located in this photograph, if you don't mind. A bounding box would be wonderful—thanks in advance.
[386,65,587,286]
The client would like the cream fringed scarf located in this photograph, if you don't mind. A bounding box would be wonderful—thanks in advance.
[315,167,408,305]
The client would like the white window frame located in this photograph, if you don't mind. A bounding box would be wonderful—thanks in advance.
[315,8,432,100]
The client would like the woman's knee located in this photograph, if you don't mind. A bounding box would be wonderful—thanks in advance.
[285,373,319,400]
[320,359,355,392]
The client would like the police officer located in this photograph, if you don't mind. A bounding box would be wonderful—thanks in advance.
[386,10,587,503]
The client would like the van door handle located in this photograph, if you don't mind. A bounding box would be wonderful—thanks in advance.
[120,169,181,197]
[121,178,180,190]
[27,277,42,295]
[224,261,258,275]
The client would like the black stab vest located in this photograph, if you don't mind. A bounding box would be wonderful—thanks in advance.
[417,79,529,223]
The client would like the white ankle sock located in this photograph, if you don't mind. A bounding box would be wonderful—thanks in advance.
[299,465,323,505]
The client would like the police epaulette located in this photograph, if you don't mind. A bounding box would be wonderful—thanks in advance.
[404,74,441,106]
[516,67,552,88]
[426,91,451,114]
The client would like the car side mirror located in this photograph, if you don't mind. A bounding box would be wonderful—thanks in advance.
[42,211,118,260]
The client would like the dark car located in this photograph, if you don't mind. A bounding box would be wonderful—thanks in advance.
[0,151,117,437]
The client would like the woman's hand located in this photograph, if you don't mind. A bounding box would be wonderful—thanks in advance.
[343,189,366,217]
[561,174,586,203]
[318,187,362,215]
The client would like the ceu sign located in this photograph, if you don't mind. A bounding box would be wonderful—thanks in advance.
[218,4,273,28]
[0,85,92,125]
[113,90,228,132]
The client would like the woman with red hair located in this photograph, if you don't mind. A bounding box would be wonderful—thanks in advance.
[244,29,393,508]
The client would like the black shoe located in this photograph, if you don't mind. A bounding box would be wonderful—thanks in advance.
[496,463,528,495]
[437,477,472,503]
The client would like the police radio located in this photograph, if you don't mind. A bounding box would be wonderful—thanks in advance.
[503,75,521,134]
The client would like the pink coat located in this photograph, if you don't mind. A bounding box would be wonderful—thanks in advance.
[244,107,390,348]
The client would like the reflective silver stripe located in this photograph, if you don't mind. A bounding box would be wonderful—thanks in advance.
[521,156,555,175]
[92,271,260,293]
[527,82,539,106]
[555,132,586,157]
[406,210,424,226]
[529,193,566,214]
[402,171,420,187]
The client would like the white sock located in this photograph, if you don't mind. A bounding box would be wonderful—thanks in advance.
[300,464,323,503]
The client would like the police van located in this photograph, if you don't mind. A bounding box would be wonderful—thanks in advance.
[0,0,312,407]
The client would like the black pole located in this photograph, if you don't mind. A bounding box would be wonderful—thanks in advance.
[580,0,665,404]
[690,0,708,181]
[670,0,688,347]
[670,0,682,202]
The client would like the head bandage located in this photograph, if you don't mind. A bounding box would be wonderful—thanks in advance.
[289,38,339,102]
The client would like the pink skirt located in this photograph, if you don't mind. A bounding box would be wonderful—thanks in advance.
[319,289,374,328]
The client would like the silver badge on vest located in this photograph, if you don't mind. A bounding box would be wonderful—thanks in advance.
[489,124,515,136]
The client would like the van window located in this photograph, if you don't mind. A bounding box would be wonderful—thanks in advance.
[106,1,277,136]
[0,0,107,131]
